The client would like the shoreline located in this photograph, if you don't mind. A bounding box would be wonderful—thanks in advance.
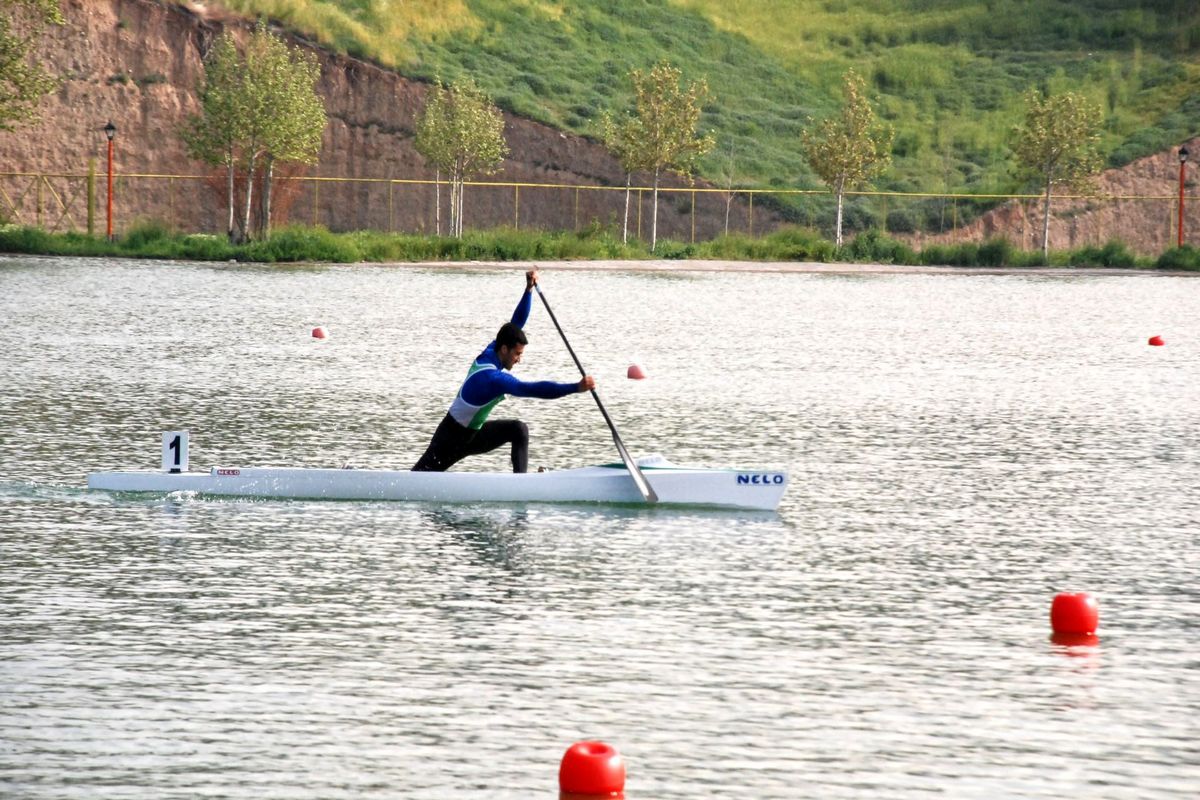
[4,252,1198,277]
[382,258,1199,277]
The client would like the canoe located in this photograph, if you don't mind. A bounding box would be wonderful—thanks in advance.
[87,455,787,511]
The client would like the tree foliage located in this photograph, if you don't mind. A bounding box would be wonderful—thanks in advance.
[1012,88,1104,259]
[600,111,652,244]
[614,61,715,250]
[182,25,326,242]
[414,77,508,237]
[802,69,893,247]
[0,0,63,131]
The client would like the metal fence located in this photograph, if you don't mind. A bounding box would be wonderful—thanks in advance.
[2,169,1196,253]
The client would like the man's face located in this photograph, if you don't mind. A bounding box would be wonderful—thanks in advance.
[499,343,525,370]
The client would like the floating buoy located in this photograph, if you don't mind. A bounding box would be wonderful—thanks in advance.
[1148,335,1164,346]
[626,364,646,380]
[1050,592,1099,635]
[559,741,625,798]
[312,326,327,339]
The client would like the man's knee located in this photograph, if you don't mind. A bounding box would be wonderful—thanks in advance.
[513,420,529,443]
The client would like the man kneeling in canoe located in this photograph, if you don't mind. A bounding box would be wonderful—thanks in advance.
[412,270,594,473]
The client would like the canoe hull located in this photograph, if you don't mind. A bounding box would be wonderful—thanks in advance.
[87,462,788,511]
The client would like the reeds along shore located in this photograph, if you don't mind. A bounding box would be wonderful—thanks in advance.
[2,222,1198,270]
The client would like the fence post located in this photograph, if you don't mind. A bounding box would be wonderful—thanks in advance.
[574,187,579,231]
[312,178,318,226]
[388,179,394,231]
[36,175,42,228]
[87,159,96,236]
[514,185,519,229]
[749,192,754,236]
[690,190,696,243]
[637,189,643,239]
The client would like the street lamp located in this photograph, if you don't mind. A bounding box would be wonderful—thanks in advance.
[104,121,116,241]
[1179,145,1190,249]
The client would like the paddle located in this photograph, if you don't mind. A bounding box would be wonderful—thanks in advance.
[535,283,659,504]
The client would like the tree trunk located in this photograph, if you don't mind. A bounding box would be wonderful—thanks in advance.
[651,169,660,251]
[434,168,441,237]
[834,176,846,247]
[622,173,631,245]
[1041,174,1053,263]
[262,158,274,239]
[225,158,236,244]
[724,192,732,236]
[458,176,466,237]
[241,155,257,244]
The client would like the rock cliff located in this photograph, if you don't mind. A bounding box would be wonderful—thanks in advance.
[0,0,767,240]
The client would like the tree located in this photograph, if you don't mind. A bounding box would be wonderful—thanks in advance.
[0,0,63,131]
[1012,89,1104,261]
[183,26,326,242]
[183,33,244,242]
[600,111,650,244]
[619,62,714,250]
[413,77,508,237]
[802,69,893,247]
[252,28,325,239]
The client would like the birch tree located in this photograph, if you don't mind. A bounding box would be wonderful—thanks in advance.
[414,77,507,237]
[184,26,326,242]
[0,0,62,131]
[623,62,715,250]
[1012,89,1104,261]
[183,34,244,242]
[600,111,650,244]
[802,69,893,247]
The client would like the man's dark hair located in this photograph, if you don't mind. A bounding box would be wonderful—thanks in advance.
[496,322,528,350]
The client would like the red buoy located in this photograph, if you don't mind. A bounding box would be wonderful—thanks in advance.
[312,326,327,339]
[1148,335,1164,346]
[1050,592,1099,635]
[626,364,646,380]
[559,741,625,797]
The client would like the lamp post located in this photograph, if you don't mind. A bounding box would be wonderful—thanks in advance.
[1179,145,1190,249]
[104,121,116,241]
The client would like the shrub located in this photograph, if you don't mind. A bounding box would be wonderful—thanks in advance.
[1068,240,1139,268]
[1155,245,1200,271]
[122,219,174,250]
[841,229,918,264]
[245,225,361,263]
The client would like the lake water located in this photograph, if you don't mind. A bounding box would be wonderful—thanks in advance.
[1,255,1198,799]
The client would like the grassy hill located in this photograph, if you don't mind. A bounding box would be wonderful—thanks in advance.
[203,0,1200,230]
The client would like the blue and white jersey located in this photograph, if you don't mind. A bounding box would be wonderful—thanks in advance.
[447,289,579,429]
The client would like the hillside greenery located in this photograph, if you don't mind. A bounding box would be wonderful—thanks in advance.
[194,0,1199,231]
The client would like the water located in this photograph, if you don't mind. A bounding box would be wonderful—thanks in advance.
[2,255,1198,799]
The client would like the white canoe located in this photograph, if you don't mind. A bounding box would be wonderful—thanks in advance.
[87,455,787,511]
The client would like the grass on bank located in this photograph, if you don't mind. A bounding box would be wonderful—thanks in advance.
[2,221,1198,271]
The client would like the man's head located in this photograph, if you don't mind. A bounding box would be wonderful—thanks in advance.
[495,322,527,369]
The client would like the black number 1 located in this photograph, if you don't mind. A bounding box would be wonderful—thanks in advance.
[168,435,181,469]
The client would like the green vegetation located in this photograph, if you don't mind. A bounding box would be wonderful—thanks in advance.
[192,0,1200,237]
[803,69,893,246]
[183,25,327,242]
[0,0,63,130]
[5,221,1196,270]
[413,77,508,237]
[1012,89,1105,258]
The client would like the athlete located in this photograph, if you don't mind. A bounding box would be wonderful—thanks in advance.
[412,270,594,473]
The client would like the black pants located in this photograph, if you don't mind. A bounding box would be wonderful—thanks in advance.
[412,414,529,473]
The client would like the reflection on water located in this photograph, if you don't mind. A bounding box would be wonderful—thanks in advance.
[1,256,1199,799]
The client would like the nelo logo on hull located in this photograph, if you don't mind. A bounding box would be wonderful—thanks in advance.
[216,468,241,477]
[737,473,784,485]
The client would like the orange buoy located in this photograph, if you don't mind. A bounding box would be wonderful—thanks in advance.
[559,741,625,797]
[626,364,646,380]
[1148,335,1164,346]
[312,326,327,339]
[1050,592,1099,635]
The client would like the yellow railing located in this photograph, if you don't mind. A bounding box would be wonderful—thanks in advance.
[2,170,1196,251]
